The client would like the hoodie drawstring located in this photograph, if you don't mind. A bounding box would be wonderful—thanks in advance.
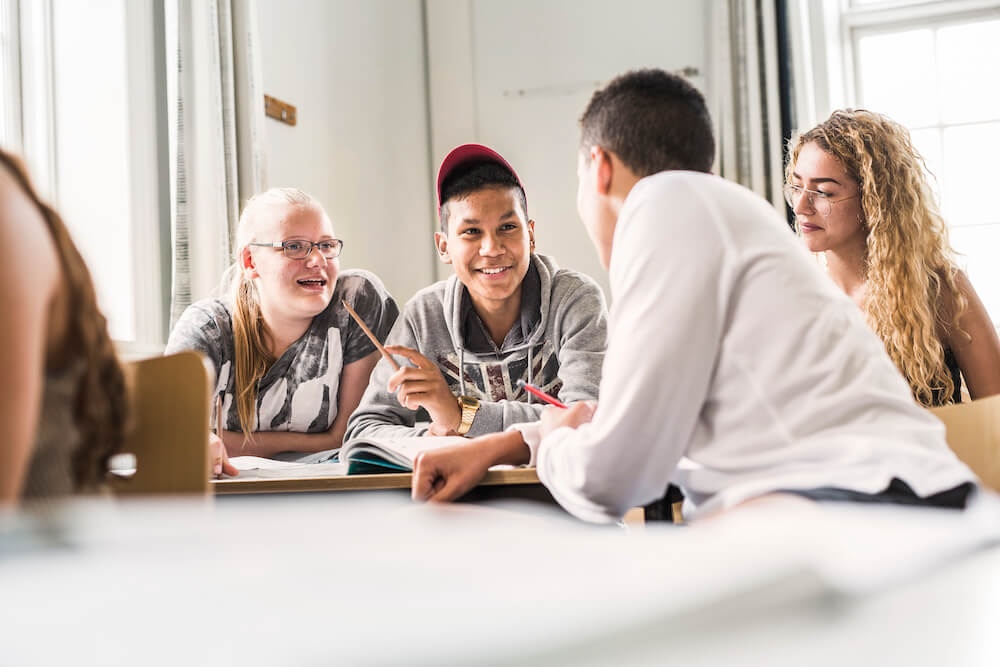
[526,346,533,404]
[458,347,465,397]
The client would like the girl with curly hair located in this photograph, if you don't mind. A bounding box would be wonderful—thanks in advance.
[786,109,1000,406]
[0,149,129,506]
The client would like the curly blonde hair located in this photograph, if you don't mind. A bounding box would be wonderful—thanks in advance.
[786,109,967,406]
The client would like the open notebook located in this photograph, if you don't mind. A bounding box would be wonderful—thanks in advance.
[226,456,346,479]
[340,435,468,474]
[225,436,476,478]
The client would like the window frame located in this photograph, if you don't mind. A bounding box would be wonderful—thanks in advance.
[840,0,1000,326]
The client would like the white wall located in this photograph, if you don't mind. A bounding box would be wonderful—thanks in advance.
[254,0,708,303]
[426,0,710,295]
[255,0,435,305]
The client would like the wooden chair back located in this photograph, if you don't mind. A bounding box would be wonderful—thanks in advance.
[109,351,212,496]
[930,394,1000,492]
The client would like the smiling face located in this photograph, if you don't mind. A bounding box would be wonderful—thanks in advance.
[242,203,339,325]
[435,186,535,315]
[790,142,866,254]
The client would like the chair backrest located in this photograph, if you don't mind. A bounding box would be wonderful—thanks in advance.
[109,351,212,496]
[929,394,1000,492]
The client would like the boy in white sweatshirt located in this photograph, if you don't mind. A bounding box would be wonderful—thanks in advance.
[411,70,975,522]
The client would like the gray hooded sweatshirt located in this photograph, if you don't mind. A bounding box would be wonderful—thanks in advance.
[345,253,607,440]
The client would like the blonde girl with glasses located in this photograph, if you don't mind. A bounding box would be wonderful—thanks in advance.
[786,109,1000,406]
[166,188,398,473]
[0,149,128,506]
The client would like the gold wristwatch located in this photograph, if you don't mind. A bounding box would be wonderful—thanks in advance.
[455,395,480,435]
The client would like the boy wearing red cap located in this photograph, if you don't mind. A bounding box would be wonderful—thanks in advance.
[345,145,607,440]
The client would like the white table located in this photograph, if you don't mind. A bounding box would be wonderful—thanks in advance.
[2,493,999,666]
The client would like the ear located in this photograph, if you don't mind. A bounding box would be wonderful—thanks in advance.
[434,231,452,264]
[241,246,260,280]
[592,146,614,196]
[527,220,536,251]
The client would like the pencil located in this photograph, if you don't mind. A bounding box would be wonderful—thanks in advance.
[214,394,224,478]
[342,300,400,370]
[516,379,568,409]
[215,394,223,437]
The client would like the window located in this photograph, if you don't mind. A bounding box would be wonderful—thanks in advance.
[1,0,168,346]
[844,0,1000,324]
[0,0,20,151]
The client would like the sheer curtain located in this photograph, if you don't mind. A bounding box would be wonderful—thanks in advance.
[708,0,786,209]
[166,0,266,327]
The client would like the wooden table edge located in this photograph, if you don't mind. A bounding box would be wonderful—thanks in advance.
[212,467,540,495]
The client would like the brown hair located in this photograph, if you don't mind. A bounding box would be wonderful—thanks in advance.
[579,68,715,176]
[227,187,320,441]
[786,110,966,406]
[0,149,128,487]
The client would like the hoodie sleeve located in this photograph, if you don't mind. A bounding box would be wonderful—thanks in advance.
[547,277,607,404]
[344,310,430,442]
[463,277,608,437]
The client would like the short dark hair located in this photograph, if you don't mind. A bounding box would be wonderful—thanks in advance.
[438,162,528,233]
[579,69,715,176]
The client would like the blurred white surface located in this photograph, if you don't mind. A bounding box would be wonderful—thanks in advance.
[2,492,1000,666]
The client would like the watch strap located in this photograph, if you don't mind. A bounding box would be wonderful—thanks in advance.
[455,395,480,435]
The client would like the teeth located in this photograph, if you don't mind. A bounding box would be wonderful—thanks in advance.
[480,268,506,275]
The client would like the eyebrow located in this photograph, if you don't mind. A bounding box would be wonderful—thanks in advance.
[791,171,843,186]
[457,210,520,226]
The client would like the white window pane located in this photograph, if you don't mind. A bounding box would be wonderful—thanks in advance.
[0,1,18,150]
[941,122,1000,227]
[51,0,135,341]
[857,29,937,127]
[938,20,1000,125]
[949,224,1000,328]
[909,127,943,203]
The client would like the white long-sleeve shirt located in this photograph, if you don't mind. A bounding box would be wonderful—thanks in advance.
[521,171,974,523]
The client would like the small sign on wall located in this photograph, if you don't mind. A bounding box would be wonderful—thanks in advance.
[265,95,296,126]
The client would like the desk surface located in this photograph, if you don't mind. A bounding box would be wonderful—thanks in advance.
[4,496,1000,666]
[212,466,540,494]
[0,494,1000,667]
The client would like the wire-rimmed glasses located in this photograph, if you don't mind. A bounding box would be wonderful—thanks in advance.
[248,238,344,260]
[783,184,859,217]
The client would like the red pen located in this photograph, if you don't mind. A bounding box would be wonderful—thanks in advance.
[516,379,568,409]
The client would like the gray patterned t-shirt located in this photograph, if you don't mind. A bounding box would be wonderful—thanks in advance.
[165,269,398,434]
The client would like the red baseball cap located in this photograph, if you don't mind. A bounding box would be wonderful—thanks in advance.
[436,143,525,209]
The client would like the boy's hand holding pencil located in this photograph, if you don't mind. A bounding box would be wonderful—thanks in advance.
[384,346,463,431]
[342,300,462,432]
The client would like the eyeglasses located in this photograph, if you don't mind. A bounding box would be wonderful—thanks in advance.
[783,184,859,217]
[248,238,344,260]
